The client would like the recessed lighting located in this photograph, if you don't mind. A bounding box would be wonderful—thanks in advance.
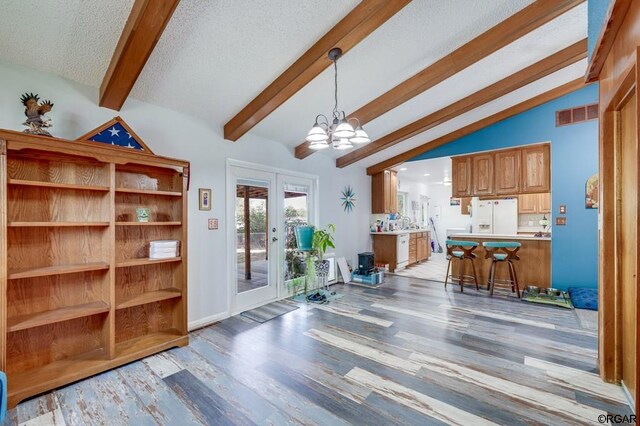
[399,167,408,171]
[423,173,430,176]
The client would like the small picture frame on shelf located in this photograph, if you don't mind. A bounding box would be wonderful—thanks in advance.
[199,188,212,211]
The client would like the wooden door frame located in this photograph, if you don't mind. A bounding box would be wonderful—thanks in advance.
[599,48,639,413]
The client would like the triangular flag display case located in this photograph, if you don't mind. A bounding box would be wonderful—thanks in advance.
[0,129,189,408]
[76,116,155,154]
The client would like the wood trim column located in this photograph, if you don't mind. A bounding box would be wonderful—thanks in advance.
[0,139,6,371]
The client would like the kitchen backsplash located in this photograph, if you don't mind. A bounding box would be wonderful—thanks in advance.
[518,213,547,229]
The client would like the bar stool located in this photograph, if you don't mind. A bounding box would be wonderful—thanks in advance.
[444,240,480,292]
[483,241,521,298]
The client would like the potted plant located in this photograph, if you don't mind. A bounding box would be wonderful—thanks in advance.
[304,224,335,300]
[294,225,315,251]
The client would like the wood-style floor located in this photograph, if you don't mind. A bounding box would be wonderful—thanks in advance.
[7,275,630,425]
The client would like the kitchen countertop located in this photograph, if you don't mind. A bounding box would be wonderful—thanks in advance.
[370,229,430,235]
[450,233,551,241]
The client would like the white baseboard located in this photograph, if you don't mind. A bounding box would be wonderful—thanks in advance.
[188,311,230,332]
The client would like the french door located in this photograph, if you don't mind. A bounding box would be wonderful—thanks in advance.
[228,162,316,314]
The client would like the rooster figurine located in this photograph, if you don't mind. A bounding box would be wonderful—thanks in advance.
[20,93,54,136]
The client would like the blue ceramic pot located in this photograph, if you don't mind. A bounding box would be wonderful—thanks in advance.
[295,226,315,251]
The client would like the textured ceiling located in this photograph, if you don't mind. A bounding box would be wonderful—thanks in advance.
[396,157,453,186]
[0,0,134,87]
[130,0,360,128]
[0,0,588,169]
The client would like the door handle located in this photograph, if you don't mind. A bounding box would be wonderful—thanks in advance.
[272,237,278,242]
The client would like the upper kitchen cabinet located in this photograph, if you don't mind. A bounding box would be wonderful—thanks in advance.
[518,192,551,214]
[471,153,494,196]
[538,192,551,213]
[372,169,398,214]
[521,144,550,193]
[452,156,472,197]
[495,149,521,195]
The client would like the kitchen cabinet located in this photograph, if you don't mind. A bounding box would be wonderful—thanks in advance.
[538,192,551,213]
[460,197,472,215]
[518,192,551,214]
[371,231,430,271]
[495,149,521,194]
[471,153,494,196]
[409,234,417,264]
[452,156,471,197]
[371,169,398,214]
[417,232,430,262]
[521,144,550,193]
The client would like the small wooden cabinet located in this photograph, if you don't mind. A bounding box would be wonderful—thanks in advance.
[371,170,398,214]
[538,192,551,213]
[521,144,550,193]
[460,197,472,215]
[416,232,430,262]
[471,153,494,196]
[518,192,551,214]
[494,149,521,194]
[452,156,472,197]
[409,233,417,264]
[409,232,430,264]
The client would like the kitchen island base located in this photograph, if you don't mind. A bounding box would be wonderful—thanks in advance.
[450,235,551,289]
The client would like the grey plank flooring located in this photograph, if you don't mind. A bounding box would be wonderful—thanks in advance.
[7,275,632,425]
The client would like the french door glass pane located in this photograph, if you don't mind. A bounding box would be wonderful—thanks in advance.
[284,183,309,285]
[236,183,270,294]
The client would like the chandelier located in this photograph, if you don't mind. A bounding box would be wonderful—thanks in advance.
[305,48,371,150]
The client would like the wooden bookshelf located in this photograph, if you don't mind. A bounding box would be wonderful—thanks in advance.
[8,262,110,279]
[116,257,182,268]
[0,129,189,408]
[8,301,110,332]
[8,179,110,192]
[116,289,182,310]
[115,221,182,226]
[115,188,182,197]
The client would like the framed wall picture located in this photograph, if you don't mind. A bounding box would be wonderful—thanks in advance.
[199,188,212,211]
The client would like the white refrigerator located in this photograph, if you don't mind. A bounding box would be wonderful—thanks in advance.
[471,198,518,234]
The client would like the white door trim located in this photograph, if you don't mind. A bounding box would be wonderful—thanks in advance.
[225,159,319,315]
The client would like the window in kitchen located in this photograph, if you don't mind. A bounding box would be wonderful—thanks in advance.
[397,192,408,216]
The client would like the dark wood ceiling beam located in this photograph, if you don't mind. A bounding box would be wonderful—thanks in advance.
[335,39,587,168]
[99,0,180,110]
[223,0,412,142]
[295,0,585,159]
[366,78,587,175]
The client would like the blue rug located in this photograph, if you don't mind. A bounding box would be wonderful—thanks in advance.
[568,287,598,311]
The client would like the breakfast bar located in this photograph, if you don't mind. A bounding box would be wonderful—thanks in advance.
[449,234,551,289]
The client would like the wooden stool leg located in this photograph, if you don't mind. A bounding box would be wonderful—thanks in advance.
[489,261,497,296]
[459,258,465,292]
[509,261,521,298]
[470,257,479,290]
[444,258,452,289]
[507,261,515,293]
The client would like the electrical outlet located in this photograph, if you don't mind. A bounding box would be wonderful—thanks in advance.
[559,205,566,214]
[208,218,218,230]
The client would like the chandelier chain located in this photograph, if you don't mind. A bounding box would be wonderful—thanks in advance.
[333,60,339,120]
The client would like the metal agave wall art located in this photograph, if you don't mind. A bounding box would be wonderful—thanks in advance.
[341,185,356,213]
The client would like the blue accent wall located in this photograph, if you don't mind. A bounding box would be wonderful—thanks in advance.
[588,0,612,58]
[410,84,599,289]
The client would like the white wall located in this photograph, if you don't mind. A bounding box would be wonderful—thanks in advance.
[426,183,471,247]
[0,60,372,328]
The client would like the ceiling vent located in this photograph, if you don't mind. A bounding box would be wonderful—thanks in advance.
[556,103,598,127]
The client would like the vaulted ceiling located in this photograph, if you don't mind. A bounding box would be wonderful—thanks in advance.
[0,0,588,171]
